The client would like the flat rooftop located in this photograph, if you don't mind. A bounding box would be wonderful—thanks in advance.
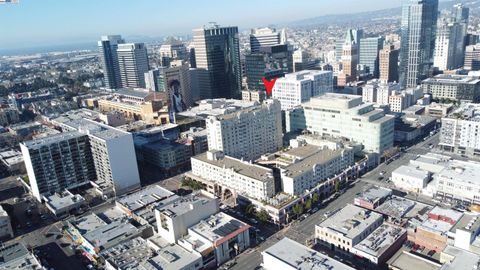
[193,152,273,181]
[393,165,430,179]
[376,196,432,221]
[157,192,215,218]
[451,214,480,234]
[51,108,100,124]
[144,235,202,270]
[0,242,41,269]
[100,237,155,270]
[420,207,463,234]
[64,118,128,140]
[45,192,85,211]
[388,249,441,270]
[436,160,480,186]
[262,237,355,270]
[353,223,406,257]
[115,88,152,99]
[189,212,250,243]
[117,185,175,212]
[83,220,140,248]
[317,204,383,240]
[21,131,86,149]
[354,186,392,206]
[423,74,480,85]
[441,245,480,270]
[71,213,107,235]
[177,98,257,119]
[283,148,351,178]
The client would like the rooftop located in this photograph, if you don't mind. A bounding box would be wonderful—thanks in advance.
[282,148,352,178]
[354,186,392,206]
[64,118,129,141]
[0,242,41,269]
[83,220,140,249]
[436,159,480,186]
[451,213,480,234]
[422,74,480,85]
[420,207,463,235]
[353,223,406,257]
[144,235,202,270]
[50,108,100,125]
[318,204,383,239]
[117,185,175,212]
[115,88,152,99]
[262,237,355,270]
[393,165,430,179]
[100,237,155,270]
[71,213,108,235]
[387,249,441,270]
[441,245,480,270]
[21,131,86,149]
[177,98,257,119]
[376,196,432,221]
[44,191,85,211]
[193,152,273,182]
[188,212,250,243]
[157,192,216,218]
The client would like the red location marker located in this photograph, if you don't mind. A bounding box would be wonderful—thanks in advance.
[262,77,277,97]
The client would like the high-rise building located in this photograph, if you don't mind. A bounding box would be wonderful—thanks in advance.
[245,44,293,91]
[433,16,467,71]
[286,93,395,155]
[117,43,149,88]
[339,29,360,86]
[379,44,400,83]
[159,42,187,60]
[399,0,439,89]
[272,70,333,110]
[359,36,384,78]
[206,99,282,161]
[98,35,125,89]
[192,24,241,99]
[249,27,286,53]
[144,69,161,92]
[464,44,480,71]
[20,132,96,201]
[335,29,363,62]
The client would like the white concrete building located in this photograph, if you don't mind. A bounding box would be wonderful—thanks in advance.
[44,190,85,217]
[440,104,480,157]
[434,159,480,204]
[363,80,401,105]
[315,204,383,253]
[272,70,333,110]
[155,191,219,244]
[179,212,251,268]
[190,150,275,200]
[262,237,355,270]
[391,165,431,193]
[278,145,355,196]
[206,99,282,161]
[287,93,395,155]
[0,205,13,239]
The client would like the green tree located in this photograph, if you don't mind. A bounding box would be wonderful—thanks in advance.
[312,193,319,204]
[245,204,255,216]
[292,204,304,217]
[256,210,270,223]
[335,181,342,193]
[305,199,312,210]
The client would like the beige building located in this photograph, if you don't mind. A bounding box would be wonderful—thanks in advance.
[379,45,399,83]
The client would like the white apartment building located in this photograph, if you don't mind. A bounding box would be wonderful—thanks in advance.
[440,104,480,157]
[363,80,400,106]
[287,93,395,155]
[272,70,333,110]
[190,150,275,201]
[0,205,13,239]
[279,145,355,195]
[315,204,383,253]
[206,99,282,161]
[155,191,219,244]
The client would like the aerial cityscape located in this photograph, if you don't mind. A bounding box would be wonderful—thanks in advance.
[2,0,480,269]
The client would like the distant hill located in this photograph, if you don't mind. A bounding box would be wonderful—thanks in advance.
[288,0,479,27]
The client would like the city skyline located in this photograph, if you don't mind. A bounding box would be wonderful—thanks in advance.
[0,0,403,51]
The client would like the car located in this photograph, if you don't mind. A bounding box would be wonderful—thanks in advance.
[249,218,258,224]
[40,214,48,220]
[26,222,32,227]
[377,176,384,181]
[259,236,265,242]
[86,265,95,270]
[324,211,331,218]
[312,207,319,213]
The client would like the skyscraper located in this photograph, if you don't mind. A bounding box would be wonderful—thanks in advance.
[98,35,125,89]
[117,43,149,88]
[379,45,400,83]
[249,27,286,53]
[399,0,439,89]
[335,29,363,62]
[192,24,241,99]
[338,29,360,86]
[359,36,384,78]
[464,44,480,71]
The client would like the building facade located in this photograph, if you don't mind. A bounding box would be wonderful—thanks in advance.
[379,45,400,83]
[117,43,149,88]
[286,93,395,155]
[206,99,282,161]
[272,70,333,110]
[399,0,438,89]
[98,35,125,89]
[421,74,480,102]
[359,36,384,78]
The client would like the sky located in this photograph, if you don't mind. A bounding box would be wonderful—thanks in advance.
[0,0,402,50]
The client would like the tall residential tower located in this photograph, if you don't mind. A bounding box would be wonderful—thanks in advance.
[98,35,125,89]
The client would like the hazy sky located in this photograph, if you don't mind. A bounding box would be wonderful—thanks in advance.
[0,0,402,49]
